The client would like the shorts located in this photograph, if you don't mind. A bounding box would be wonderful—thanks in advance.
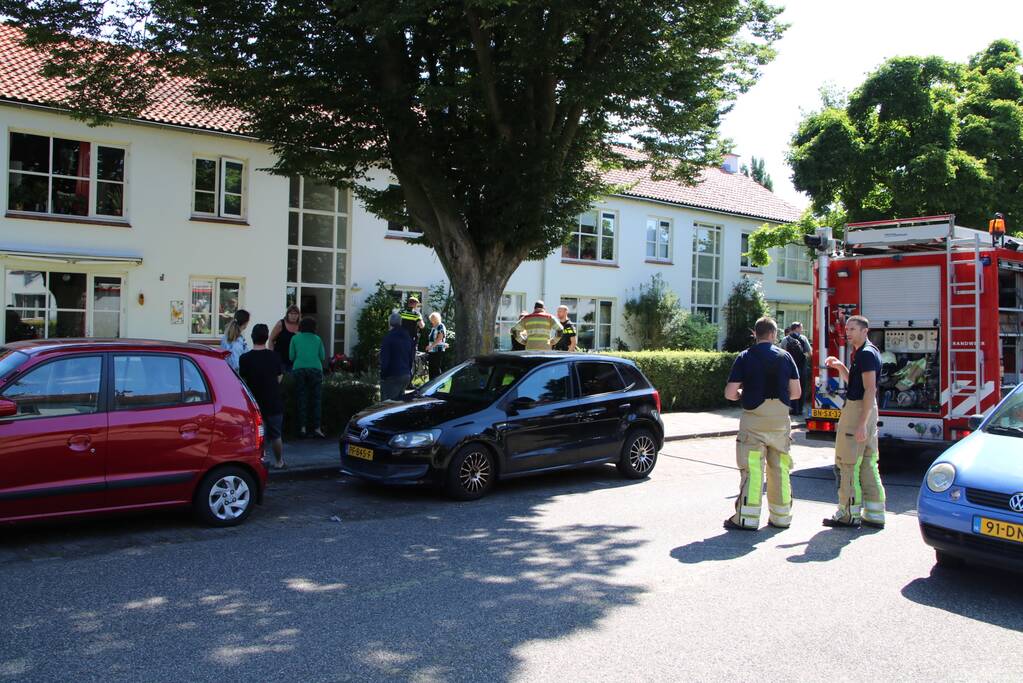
[263,413,283,441]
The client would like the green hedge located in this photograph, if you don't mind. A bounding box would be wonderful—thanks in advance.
[601,350,737,412]
[280,372,379,437]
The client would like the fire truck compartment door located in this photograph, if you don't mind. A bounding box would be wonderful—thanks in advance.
[861,266,941,326]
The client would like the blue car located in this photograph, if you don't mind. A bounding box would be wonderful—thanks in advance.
[919,385,1023,571]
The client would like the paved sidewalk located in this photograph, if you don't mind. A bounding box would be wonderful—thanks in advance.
[268,406,778,479]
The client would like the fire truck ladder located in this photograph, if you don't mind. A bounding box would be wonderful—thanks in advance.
[946,230,984,417]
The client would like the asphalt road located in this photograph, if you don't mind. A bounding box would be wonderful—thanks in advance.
[1,434,1021,682]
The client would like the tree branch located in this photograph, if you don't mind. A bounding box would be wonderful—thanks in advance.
[465,6,512,143]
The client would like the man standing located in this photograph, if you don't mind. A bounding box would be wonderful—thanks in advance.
[823,315,885,529]
[782,321,812,416]
[723,317,802,530]
[511,300,563,351]
[551,305,577,352]
[380,313,415,400]
[239,324,285,469]
[399,296,425,346]
[510,310,528,350]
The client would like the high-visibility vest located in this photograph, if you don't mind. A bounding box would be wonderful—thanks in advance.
[514,313,560,350]
[400,309,421,339]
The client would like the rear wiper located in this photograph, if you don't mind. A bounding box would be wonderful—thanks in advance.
[986,425,1023,438]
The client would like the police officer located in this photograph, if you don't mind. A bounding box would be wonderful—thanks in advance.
[723,317,802,530]
[551,305,577,351]
[823,314,886,529]
[511,300,563,351]
[399,296,425,344]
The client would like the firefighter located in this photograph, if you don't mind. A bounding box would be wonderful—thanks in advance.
[551,305,577,351]
[723,317,802,530]
[511,300,563,351]
[823,314,886,529]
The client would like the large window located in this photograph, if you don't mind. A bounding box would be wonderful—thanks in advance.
[577,361,626,396]
[692,223,722,323]
[4,270,122,343]
[8,132,126,219]
[776,244,812,282]
[193,157,246,219]
[563,210,616,263]
[190,278,242,338]
[287,177,350,355]
[495,292,526,350]
[646,217,671,261]
[1,356,102,419]
[561,297,614,350]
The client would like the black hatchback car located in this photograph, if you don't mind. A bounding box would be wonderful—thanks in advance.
[340,352,663,500]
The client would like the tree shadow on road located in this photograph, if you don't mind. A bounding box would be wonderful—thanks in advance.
[780,526,882,563]
[670,526,784,563]
[901,564,1023,631]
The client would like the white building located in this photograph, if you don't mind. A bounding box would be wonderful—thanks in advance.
[0,25,806,354]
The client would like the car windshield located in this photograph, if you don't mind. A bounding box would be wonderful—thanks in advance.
[0,348,29,383]
[983,389,1023,438]
[418,359,525,403]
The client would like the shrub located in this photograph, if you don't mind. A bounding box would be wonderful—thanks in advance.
[281,372,379,436]
[623,274,682,350]
[601,350,737,411]
[665,311,718,351]
[723,277,770,352]
[353,280,401,370]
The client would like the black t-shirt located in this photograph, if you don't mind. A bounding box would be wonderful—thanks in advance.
[239,349,284,416]
[783,333,808,371]
[847,341,882,401]
[553,319,577,351]
[727,342,799,410]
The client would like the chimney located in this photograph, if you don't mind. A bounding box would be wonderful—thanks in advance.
[721,153,740,174]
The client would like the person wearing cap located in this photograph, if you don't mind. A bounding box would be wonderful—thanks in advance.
[551,305,577,352]
[380,312,415,400]
[399,296,425,347]
[723,316,802,530]
[511,300,563,351]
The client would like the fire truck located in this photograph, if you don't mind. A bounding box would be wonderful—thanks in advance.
[805,214,1023,451]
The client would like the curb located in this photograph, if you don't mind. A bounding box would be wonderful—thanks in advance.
[664,429,740,442]
[268,464,342,482]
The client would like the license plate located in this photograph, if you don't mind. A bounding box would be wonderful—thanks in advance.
[347,444,374,461]
[975,517,1023,544]
[811,408,841,419]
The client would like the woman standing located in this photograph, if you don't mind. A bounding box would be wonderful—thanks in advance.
[269,305,301,371]
[290,317,326,438]
[425,311,448,380]
[220,309,250,371]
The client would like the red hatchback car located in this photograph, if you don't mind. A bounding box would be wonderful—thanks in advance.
[0,339,268,527]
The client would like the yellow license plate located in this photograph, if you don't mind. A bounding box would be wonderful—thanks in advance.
[976,517,1023,544]
[347,444,374,461]
[811,409,841,419]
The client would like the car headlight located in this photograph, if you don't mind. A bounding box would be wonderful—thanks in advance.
[389,429,441,449]
[926,463,956,493]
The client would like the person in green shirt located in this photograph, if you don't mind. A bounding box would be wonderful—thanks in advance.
[289,317,326,438]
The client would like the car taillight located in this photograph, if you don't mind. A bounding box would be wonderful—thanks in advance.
[653,389,661,413]
[253,408,265,450]
[807,420,836,432]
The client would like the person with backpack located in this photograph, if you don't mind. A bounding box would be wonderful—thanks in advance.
[781,321,812,416]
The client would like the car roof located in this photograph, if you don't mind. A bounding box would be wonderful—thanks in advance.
[3,338,228,359]
[474,352,635,367]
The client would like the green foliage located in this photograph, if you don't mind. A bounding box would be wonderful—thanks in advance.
[741,156,773,191]
[666,312,719,351]
[602,351,737,411]
[623,274,683,350]
[723,277,770,352]
[281,373,379,437]
[7,0,786,359]
[746,204,847,267]
[787,41,1023,232]
[353,280,400,370]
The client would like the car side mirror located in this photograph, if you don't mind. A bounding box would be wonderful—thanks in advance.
[0,398,17,418]
[968,414,984,431]
[507,396,535,413]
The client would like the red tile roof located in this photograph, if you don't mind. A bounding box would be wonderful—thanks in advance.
[1,24,801,224]
[0,23,246,134]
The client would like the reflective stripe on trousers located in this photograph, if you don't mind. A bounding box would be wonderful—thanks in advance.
[731,399,793,529]
[833,399,886,524]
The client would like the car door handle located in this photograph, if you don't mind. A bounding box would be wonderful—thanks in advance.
[67,434,92,452]
[618,403,631,411]
[179,423,200,436]
[583,408,606,418]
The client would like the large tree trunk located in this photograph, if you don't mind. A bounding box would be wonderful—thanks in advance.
[451,272,506,362]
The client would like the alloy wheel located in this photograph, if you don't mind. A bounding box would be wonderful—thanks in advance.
[208,475,251,521]
[629,436,656,474]
[459,451,492,493]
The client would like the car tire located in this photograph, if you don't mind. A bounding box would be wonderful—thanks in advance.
[617,428,659,479]
[445,444,496,501]
[193,466,257,527]
[934,549,966,569]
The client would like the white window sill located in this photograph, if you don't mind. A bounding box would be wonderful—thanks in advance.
[189,215,249,227]
[6,211,131,228]
[561,259,619,268]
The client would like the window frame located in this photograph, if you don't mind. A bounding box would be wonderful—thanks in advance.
[645,216,672,263]
[507,360,576,407]
[495,291,527,351]
[3,269,125,341]
[562,209,617,264]
[740,232,760,271]
[776,243,812,283]
[188,277,244,340]
[7,131,129,221]
[560,295,615,351]
[691,222,722,324]
[0,353,107,421]
[191,155,246,220]
[110,352,212,411]
[574,360,627,397]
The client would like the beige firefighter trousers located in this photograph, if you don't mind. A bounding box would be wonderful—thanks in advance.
[731,399,793,529]
[833,398,886,525]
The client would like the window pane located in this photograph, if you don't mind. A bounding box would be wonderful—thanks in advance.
[97,147,125,181]
[96,182,124,217]
[646,219,657,244]
[223,161,243,194]
[696,281,714,305]
[600,234,614,261]
[302,213,334,248]
[579,211,597,233]
[333,324,346,356]
[5,309,42,342]
[697,255,715,279]
[2,356,101,418]
[580,235,598,260]
[48,272,86,310]
[578,362,624,395]
[513,363,572,404]
[223,194,242,216]
[94,277,121,337]
[218,281,241,334]
[9,132,49,173]
[599,300,612,325]
[8,172,48,213]
[336,216,348,248]
[52,311,85,338]
[659,243,669,259]
[303,178,335,211]
[287,249,298,282]
[335,256,346,286]
[577,298,597,326]
[301,250,332,284]
[335,289,346,312]
[190,280,213,336]
[598,324,612,350]
[51,177,89,216]
[113,355,182,409]
[288,212,299,245]
[660,222,670,246]
[577,325,595,350]
[194,159,217,192]
[562,242,579,259]
[52,139,90,178]
[183,360,210,403]
[289,176,300,208]
[601,214,615,238]
[194,191,215,214]
[93,312,119,338]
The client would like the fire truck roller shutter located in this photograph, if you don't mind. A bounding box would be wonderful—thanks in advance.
[861,266,941,326]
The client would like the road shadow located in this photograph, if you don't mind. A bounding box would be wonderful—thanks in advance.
[790,466,923,515]
[780,525,882,563]
[671,526,784,563]
[902,564,1023,631]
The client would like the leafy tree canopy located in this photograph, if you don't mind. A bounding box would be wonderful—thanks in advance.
[4,0,784,357]
[740,155,773,191]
